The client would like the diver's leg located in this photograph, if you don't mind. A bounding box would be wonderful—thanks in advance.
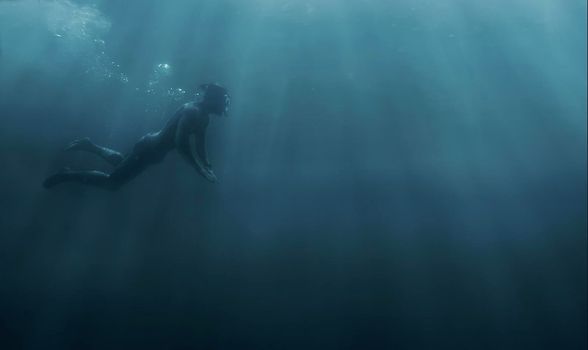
[44,134,166,190]
[43,169,112,189]
[43,152,149,190]
[107,154,150,189]
[65,137,124,166]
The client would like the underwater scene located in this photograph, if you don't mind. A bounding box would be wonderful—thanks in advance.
[0,0,586,349]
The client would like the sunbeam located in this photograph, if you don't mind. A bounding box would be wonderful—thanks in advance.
[0,0,585,349]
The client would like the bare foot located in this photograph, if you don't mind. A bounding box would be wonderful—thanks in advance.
[64,137,92,152]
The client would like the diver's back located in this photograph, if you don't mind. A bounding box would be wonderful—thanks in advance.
[157,103,192,150]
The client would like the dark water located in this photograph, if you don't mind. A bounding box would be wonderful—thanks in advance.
[0,0,586,349]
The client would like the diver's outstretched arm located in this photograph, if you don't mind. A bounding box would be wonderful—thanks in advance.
[177,144,218,183]
[175,113,217,183]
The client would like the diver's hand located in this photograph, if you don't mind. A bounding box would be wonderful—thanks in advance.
[190,151,218,183]
[203,167,218,183]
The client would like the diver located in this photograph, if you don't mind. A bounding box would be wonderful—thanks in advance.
[43,83,230,190]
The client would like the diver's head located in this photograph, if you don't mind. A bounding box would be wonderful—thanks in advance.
[196,83,230,116]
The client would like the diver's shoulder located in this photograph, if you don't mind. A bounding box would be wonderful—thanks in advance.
[178,103,209,127]
[180,101,197,112]
[180,102,205,116]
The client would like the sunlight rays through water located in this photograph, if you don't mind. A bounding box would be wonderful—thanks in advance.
[0,0,585,348]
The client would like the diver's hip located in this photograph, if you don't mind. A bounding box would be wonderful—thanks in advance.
[132,132,172,163]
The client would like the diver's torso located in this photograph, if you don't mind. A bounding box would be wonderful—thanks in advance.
[133,103,204,164]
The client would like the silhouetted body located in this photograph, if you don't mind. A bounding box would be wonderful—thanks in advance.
[43,83,230,190]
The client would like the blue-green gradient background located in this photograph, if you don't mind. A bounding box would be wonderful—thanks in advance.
[0,0,586,349]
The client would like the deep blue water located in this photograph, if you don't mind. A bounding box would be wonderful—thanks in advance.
[0,1,586,349]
